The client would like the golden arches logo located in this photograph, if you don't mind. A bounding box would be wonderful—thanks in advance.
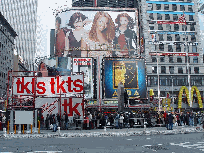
[191,86,203,108]
[178,86,190,108]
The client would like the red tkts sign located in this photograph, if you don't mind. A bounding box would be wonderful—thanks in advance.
[13,75,84,96]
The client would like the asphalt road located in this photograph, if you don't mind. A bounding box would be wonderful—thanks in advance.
[0,132,203,153]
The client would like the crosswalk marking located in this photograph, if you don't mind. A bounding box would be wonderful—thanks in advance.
[170,141,204,152]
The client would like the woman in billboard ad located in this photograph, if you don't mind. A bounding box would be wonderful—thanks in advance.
[65,12,91,57]
[81,11,115,57]
[113,13,137,57]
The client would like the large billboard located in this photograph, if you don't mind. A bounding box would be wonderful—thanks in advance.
[55,9,139,58]
[72,58,94,99]
[103,58,146,99]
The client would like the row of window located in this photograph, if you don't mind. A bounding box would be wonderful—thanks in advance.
[153,4,193,12]
[153,34,196,42]
[149,14,194,21]
[152,66,199,74]
[147,75,203,87]
[150,24,195,31]
[151,56,198,63]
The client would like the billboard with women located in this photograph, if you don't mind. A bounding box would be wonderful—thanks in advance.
[103,58,146,99]
[55,9,139,58]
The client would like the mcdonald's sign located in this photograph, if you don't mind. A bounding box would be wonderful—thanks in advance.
[178,86,203,108]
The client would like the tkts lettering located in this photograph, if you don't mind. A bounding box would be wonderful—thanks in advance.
[15,76,83,95]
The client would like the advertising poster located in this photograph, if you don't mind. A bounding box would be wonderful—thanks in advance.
[103,58,146,99]
[72,58,93,99]
[55,9,139,58]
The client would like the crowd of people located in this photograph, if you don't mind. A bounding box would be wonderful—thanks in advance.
[39,110,204,132]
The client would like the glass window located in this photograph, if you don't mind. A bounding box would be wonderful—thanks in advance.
[166,24,171,31]
[161,66,166,74]
[188,5,193,11]
[176,44,181,52]
[169,56,174,63]
[180,5,185,11]
[149,13,154,20]
[167,34,172,41]
[159,34,163,41]
[191,35,196,42]
[185,56,190,63]
[160,56,165,62]
[158,24,163,30]
[169,66,174,74]
[173,14,178,21]
[189,15,194,21]
[174,24,179,31]
[182,25,187,31]
[150,26,154,30]
[164,4,169,10]
[178,67,183,74]
[190,25,195,31]
[156,4,161,10]
[165,14,170,20]
[193,57,198,63]
[157,13,162,20]
[175,34,180,41]
[172,4,177,11]
[168,45,173,52]
[177,57,182,63]
[152,66,157,73]
[192,46,197,52]
[159,44,164,51]
[152,56,157,62]
[194,67,199,74]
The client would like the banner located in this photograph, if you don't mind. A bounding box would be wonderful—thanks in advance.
[55,9,139,57]
[72,58,93,98]
[13,75,84,96]
[61,98,83,119]
[103,58,146,99]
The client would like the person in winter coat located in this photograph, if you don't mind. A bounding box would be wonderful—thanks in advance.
[64,111,68,130]
[168,112,174,130]
[180,112,184,126]
[45,114,49,130]
[52,114,57,132]
[119,114,124,129]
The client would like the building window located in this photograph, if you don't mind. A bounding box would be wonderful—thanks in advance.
[169,56,174,63]
[175,34,180,41]
[190,25,195,31]
[160,56,165,62]
[149,13,154,20]
[174,24,179,31]
[166,24,171,31]
[160,77,167,86]
[150,26,154,30]
[180,5,185,11]
[185,56,190,63]
[168,45,173,52]
[165,14,170,20]
[158,24,163,30]
[152,66,157,73]
[152,56,157,62]
[194,67,199,74]
[182,25,187,31]
[159,34,163,41]
[157,13,162,20]
[167,34,172,41]
[173,14,178,21]
[193,57,198,63]
[172,4,177,11]
[178,67,183,74]
[161,66,166,74]
[156,4,161,10]
[191,35,196,42]
[164,4,169,10]
[188,5,193,11]
[176,44,181,52]
[169,66,174,74]
[177,57,182,63]
[189,15,194,21]
[193,46,197,52]
[159,44,164,51]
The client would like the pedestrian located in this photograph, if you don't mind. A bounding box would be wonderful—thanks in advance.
[88,112,92,130]
[64,111,68,130]
[2,115,6,129]
[185,112,190,126]
[180,112,184,126]
[189,112,194,126]
[119,114,124,129]
[52,114,57,132]
[45,114,49,130]
[168,112,174,130]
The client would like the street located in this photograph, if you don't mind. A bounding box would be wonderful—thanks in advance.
[0,131,203,153]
